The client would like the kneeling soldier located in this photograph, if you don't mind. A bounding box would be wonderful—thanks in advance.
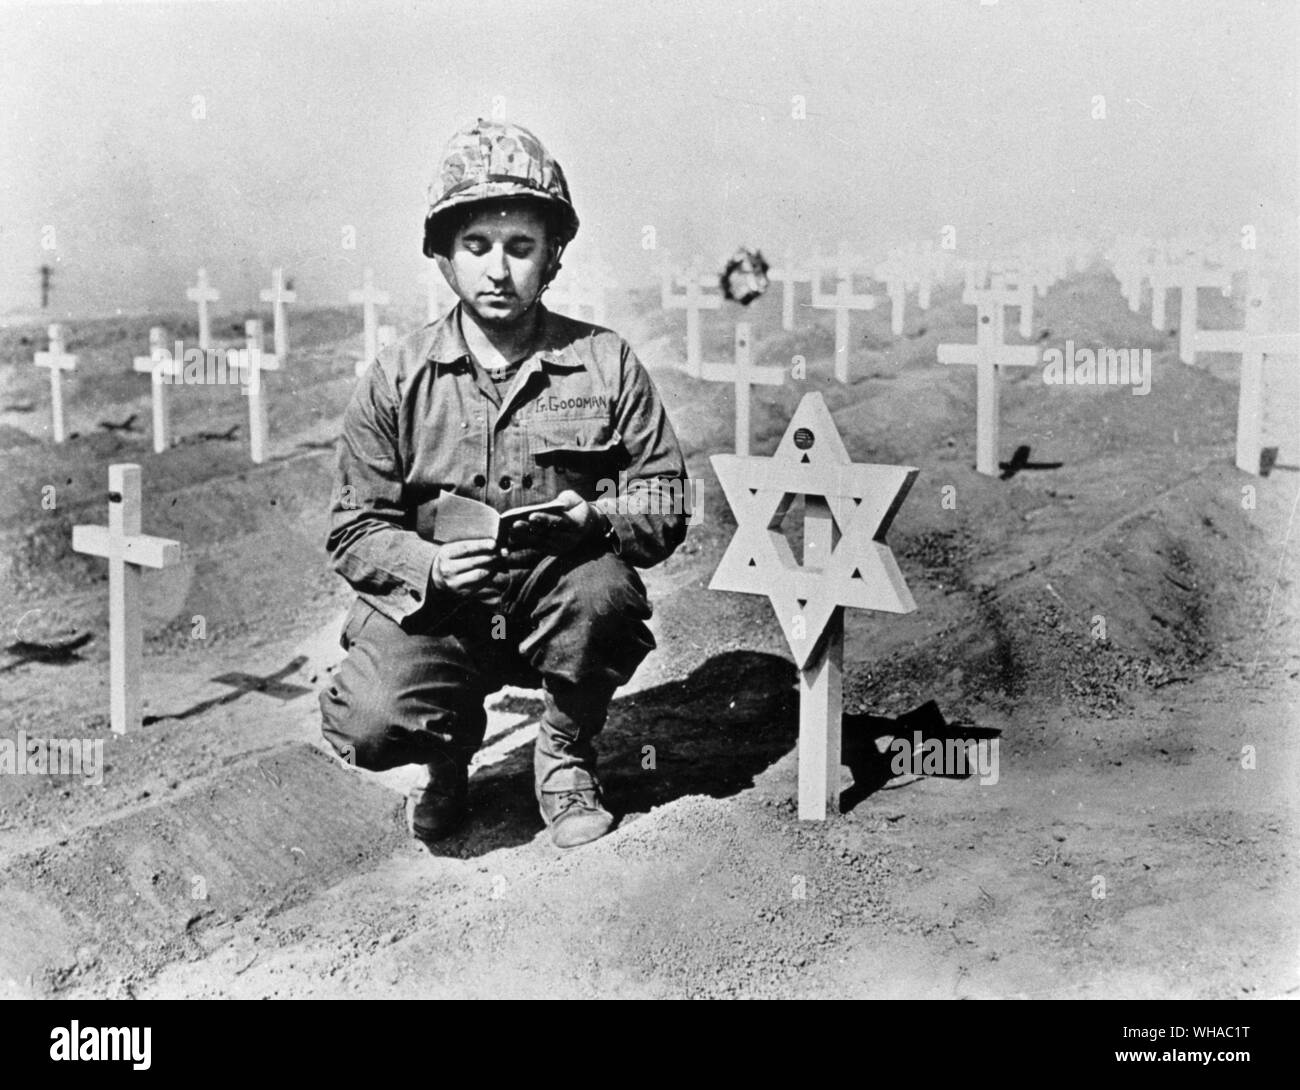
[321,119,689,848]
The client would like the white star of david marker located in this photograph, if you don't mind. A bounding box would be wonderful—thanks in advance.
[710,392,918,820]
[710,392,918,669]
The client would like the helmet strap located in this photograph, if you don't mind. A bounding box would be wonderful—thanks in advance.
[535,239,567,303]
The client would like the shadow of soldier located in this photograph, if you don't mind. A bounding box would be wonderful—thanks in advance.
[426,649,800,857]
[422,653,997,858]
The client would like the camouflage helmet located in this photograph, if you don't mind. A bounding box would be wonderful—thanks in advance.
[423,119,579,258]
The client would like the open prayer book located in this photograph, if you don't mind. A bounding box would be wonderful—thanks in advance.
[421,491,570,547]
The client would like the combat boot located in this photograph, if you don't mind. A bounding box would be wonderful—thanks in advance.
[538,783,615,849]
[407,749,468,841]
[534,717,616,848]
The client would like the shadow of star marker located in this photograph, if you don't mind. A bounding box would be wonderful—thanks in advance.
[709,392,918,669]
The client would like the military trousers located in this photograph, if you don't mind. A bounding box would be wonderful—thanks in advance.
[319,544,655,789]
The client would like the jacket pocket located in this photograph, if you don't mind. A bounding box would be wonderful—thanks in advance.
[531,419,626,495]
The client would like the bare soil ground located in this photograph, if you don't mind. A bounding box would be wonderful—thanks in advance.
[1,268,1296,999]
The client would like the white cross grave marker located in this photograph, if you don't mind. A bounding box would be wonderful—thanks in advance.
[1145,252,1175,331]
[349,267,390,364]
[1190,279,1300,474]
[710,392,917,819]
[72,464,182,733]
[962,259,991,296]
[873,251,909,337]
[994,267,1036,339]
[769,250,814,332]
[228,319,280,464]
[699,322,785,456]
[132,326,184,453]
[661,257,723,377]
[186,267,221,350]
[938,276,1042,476]
[259,267,297,360]
[810,245,877,383]
[356,325,398,378]
[1168,257,1234,365]
[34,323,77,443]
[894,241,942,312]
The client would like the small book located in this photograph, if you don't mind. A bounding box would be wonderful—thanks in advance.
[423,491,570,547]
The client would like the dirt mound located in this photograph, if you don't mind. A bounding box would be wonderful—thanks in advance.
[1,743,403,997]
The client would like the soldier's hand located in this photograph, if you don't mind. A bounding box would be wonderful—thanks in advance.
[430,538,498,597]
[506,490,599,555]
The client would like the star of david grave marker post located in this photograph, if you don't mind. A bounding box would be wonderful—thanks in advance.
[699,322,785,456]
[34,323,77,443]
[186,267,220,350]
[710,392,918,819]
[1191,278,1300,474]
[133,326,184,453]
[72,464,182,733]
[938,276,1042,476]
[259,267,296,360]
[810,245,877,383]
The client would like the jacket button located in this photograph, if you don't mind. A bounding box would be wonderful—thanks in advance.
[473,474,486,487]
[521,473,534,488]
[499,475,513,490]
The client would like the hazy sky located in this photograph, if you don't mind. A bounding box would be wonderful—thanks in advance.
[2,0,1296,317]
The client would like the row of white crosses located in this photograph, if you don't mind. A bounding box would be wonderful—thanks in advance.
[873,241,949,336]
[666,242,959,381]
[130,320,279,462]
[1114,238,1237,363]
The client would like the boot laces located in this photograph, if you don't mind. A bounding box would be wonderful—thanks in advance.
[554,788,600,816]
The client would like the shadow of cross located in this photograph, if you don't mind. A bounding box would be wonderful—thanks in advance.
[211,656,312,702]
[145,656,312,725]
[998,444,1064,480]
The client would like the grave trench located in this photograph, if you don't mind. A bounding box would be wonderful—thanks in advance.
[2,448,339,647]
[0,742,407,996]
[846,472,1244,720]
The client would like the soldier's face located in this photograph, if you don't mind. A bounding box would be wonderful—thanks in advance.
[441,204,554,326]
